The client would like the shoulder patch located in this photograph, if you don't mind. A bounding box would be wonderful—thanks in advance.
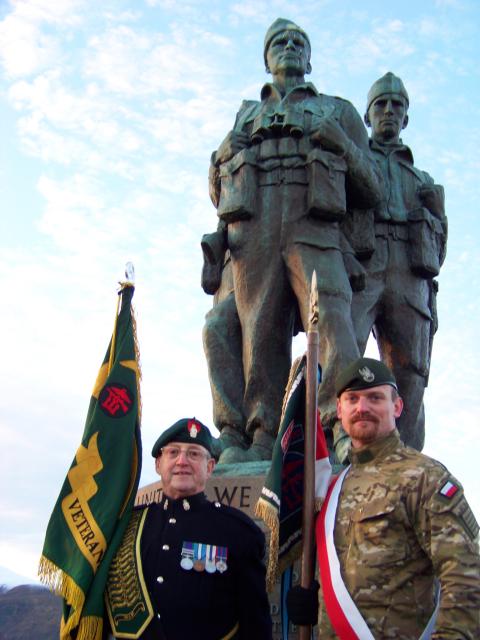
[439,480,460,499]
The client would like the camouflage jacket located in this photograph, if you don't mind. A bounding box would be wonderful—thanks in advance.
[317,431,480,639]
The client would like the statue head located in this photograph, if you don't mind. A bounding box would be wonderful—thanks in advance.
[264,18,312,76]
[364,72,409,144]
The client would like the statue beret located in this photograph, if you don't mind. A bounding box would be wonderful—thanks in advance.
[366,72,409,114]
[151,418,214,457]
[335,358,398,397]
[264,18,310,66]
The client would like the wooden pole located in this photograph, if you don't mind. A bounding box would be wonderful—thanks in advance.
[299,271,319,640]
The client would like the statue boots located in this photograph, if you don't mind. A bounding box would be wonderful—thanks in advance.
[211,426,250,460]
[218,429,275,464]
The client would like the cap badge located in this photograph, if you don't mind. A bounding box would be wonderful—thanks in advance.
[359,366,375,382]
[188,419,200,438]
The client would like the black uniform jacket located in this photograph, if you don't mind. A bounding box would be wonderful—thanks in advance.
[137,492,272,640]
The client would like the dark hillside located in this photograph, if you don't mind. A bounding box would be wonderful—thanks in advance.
[0,584,61,640]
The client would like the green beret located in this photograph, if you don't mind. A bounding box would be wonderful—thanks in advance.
[335,358,398,397]
[151,418,214,457]
[366,71,409,114]
[263,18,310,67]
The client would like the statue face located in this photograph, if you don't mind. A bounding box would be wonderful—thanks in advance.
[368,92,408,144]
[266,29,310,76]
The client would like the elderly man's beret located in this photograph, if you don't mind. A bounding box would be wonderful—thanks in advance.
[151,417,214,457]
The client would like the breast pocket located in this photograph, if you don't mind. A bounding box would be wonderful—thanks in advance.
[349,498,409,567]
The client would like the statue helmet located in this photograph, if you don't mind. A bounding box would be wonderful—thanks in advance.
[365,71,409,115]
[263,17,311,67]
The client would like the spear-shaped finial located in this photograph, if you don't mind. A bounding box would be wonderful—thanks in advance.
[125,262,135,284]
[308,270,319,332]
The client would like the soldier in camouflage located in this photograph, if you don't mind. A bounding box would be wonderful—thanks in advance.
[288,357,480,639]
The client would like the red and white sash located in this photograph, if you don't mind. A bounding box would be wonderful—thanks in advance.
[316,467,375,640]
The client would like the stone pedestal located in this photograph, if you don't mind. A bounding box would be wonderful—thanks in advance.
[135,461,301,639]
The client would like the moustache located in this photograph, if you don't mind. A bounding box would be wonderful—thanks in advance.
[352,412,379,424]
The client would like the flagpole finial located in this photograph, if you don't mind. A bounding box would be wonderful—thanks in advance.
[308,270,319,332]
[125,262,135,284]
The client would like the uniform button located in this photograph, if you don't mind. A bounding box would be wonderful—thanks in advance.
[157,576,164,583]
[162,544,170,551]
[169,518,176,524]
[157,613,161,619]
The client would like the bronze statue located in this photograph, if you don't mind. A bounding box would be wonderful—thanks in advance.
[201,232,249,455]
[335,72,448,461]
[205,18,381,462]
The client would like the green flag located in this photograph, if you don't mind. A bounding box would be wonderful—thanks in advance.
[39,282,142,640]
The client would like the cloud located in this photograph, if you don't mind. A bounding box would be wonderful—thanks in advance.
[0,0,84,78]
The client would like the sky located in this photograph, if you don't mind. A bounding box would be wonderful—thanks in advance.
[0,0,479,584]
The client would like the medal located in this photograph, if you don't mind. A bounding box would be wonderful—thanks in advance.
[180,541,194,571]
[181,557,194,570]
[193,559,205,571]
[205,545,217,574]
[193,543,205,572]
[215,546,228,573]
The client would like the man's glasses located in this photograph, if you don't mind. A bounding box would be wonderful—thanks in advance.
[160,446,209,462]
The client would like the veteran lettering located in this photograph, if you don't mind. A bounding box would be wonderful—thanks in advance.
[64,496,106,569]
[60,432,108,571]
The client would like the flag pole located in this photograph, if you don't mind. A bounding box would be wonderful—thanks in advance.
[299,271,319,640]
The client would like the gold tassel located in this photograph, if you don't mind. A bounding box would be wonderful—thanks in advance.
[76,615,103,640]
[255,499,280,592]
[38,556,85,609]
[39,556,86,639]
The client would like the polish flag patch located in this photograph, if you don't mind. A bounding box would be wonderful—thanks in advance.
[440,480,459,499]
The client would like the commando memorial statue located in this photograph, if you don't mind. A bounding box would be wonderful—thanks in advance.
[335,72,448,461]
[202,17,382,463]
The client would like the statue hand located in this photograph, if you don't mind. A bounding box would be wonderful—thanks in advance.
[311,117,350,156]
[418,184,445,219]
[215,130,250,165]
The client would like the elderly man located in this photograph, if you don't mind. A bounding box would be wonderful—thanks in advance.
[209,18,381,462]
[288,358,480,639]
[104,418,272,639]
[337,73,448,460]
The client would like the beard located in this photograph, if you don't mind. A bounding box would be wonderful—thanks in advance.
[348,412,381,445]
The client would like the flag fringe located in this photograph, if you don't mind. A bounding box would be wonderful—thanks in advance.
[38,555,85,609]
[75,615,103,640]
[255,498,279,592]
[280,354,305,418]
[130,302,142,424]
[39,555,86,638]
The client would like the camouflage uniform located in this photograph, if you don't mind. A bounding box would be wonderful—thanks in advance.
[318,431,480,639]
